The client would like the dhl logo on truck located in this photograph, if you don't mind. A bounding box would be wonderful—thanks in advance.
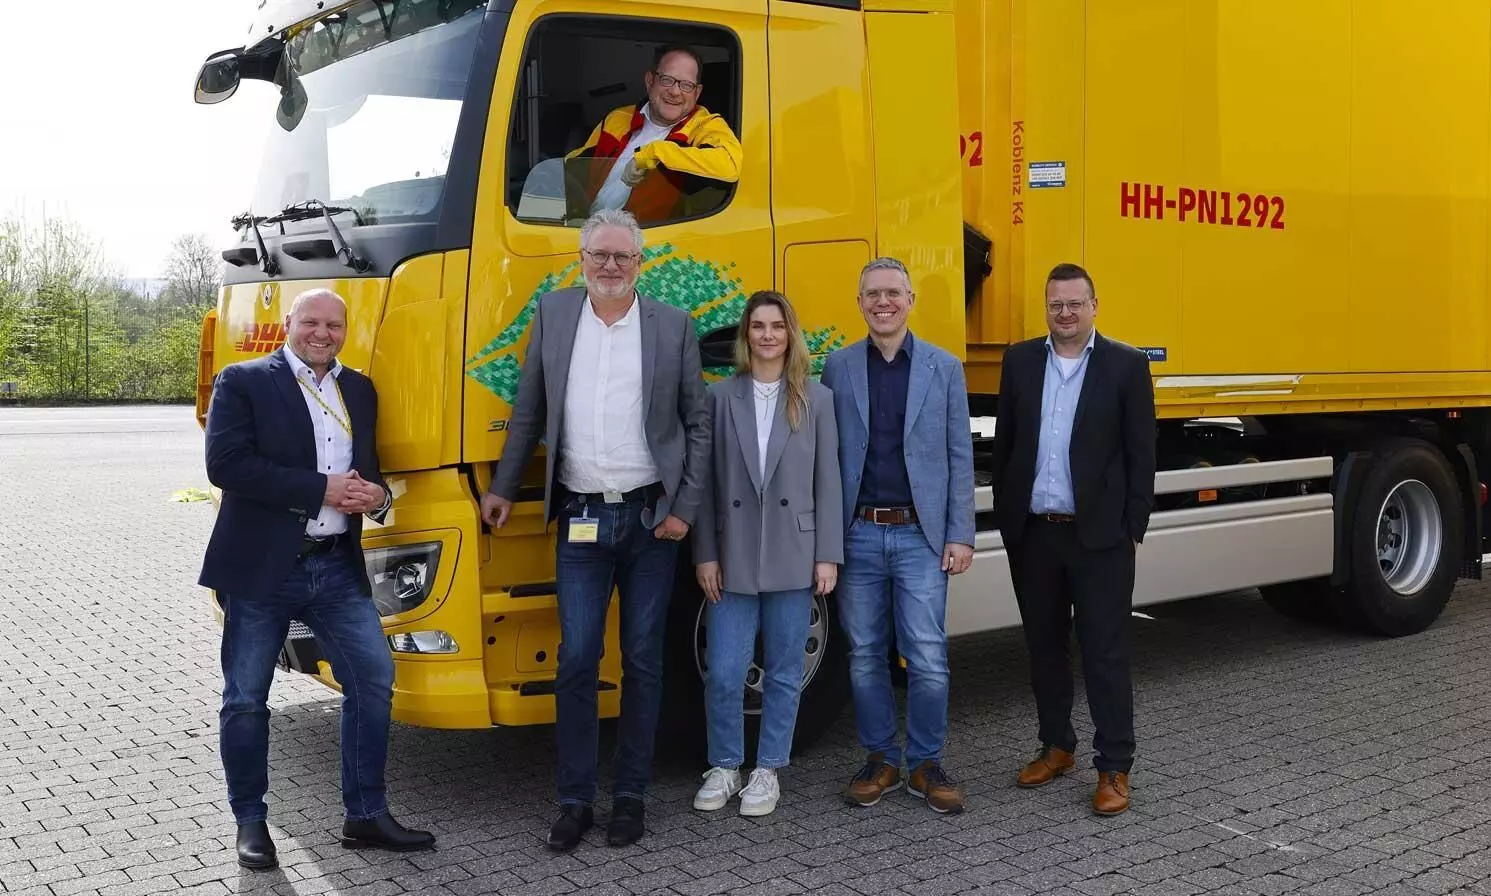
[235,322,287,355]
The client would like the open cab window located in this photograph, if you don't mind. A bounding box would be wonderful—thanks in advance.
[504,16,742,229]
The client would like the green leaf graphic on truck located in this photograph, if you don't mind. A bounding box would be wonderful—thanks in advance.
[464,242,847,405]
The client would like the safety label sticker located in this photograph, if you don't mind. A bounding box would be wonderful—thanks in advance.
[1029,161,1066,189]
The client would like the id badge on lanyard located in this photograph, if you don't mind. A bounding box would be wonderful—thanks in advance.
[568,504,599,544]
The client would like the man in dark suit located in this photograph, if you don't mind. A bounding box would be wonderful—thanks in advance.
[200,288,434,869]
[990,263,1156,816]
[480,208,710,851]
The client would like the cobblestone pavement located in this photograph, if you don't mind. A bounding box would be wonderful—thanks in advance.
[3,405,1491,896]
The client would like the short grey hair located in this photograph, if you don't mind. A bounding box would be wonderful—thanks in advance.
[579,208,644,253]
[859,256,913,293]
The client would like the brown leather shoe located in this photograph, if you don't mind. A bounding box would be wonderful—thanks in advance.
[908,761,965,814]
[1093,771,1131,816]
[844,753,902,807]
[1016,746,1075,788]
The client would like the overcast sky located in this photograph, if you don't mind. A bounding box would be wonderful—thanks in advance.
[0,2,276,279]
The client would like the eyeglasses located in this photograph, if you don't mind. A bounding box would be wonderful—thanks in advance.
[582,250,639,267]
[1046,300,1089,314]
[653,72,700,93]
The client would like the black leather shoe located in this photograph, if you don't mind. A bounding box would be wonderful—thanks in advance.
[236,821,277,870]
[340,812,436,852]
[607,797,645,847]
[548,804,593,852]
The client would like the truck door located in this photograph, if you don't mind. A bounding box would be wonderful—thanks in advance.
[463,0,771,468]
[764,0,877,363]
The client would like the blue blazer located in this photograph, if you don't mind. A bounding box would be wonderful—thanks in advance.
[820,333,976,557]
[198,350,389,603]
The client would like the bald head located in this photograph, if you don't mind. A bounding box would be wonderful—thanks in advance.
[289,288,347,320]
[284,288,348,374]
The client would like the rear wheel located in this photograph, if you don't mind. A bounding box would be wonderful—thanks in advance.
[1261,438,1462,637]
[1340,439,1462,636]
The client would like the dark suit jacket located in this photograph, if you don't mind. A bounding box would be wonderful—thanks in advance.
[198,350,389,602]
[488,287,711,528]
[990,332,1157,550]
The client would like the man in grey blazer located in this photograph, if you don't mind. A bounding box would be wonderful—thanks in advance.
[479,208,710,851]
[820,257,976,815]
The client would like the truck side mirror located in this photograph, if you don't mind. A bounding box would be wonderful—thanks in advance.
[195,49,243,105]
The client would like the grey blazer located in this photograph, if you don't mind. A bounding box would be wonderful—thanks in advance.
[693,375,845,595]
[487,287,711,528]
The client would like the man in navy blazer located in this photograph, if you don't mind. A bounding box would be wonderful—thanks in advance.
[820,257,976,815]
[200,288,433,869]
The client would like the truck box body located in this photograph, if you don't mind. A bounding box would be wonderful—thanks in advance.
[959,0,1491,409]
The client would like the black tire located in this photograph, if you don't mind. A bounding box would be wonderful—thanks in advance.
[657,555,851,764]
[1339,438,1463,636]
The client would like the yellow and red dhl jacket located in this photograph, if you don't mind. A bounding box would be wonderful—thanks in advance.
[565,103,742,224]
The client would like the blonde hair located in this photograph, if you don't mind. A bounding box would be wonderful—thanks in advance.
[734,290,811,431]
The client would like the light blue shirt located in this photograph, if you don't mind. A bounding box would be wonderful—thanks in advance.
[1029,331,1095,515]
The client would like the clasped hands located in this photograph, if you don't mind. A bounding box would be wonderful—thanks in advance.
[324,470,386,515]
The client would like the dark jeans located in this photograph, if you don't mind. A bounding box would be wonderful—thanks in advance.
[553,492,678,806]
[219,545,395,823]
[1008,517,1136,773]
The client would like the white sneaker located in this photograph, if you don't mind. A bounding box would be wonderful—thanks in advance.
[738,768,780,817]
[692,767,742,811]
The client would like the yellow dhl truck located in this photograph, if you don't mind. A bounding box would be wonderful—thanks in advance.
[193,0,1491,753]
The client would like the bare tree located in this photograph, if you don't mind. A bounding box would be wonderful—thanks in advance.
[160,233,222,313]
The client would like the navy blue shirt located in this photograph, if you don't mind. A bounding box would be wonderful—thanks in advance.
[860,333,915,507]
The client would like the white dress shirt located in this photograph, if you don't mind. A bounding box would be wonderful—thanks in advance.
[591,103,673,212]
[559,295,660,495]
[284,346,354,536]
[752,377,780,483]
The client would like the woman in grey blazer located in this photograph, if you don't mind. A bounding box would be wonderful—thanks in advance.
[691,290,843,817]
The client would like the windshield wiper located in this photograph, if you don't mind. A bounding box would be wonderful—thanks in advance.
[260,200,366,227]
[276,199,372,273]
[223,212,281,277]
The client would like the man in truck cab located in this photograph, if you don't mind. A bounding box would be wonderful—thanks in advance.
[479,208,711,851]
[564,45,742,225]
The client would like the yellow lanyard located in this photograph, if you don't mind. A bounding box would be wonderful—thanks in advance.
[298,374,353,439]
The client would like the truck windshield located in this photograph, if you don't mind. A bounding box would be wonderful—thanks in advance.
[250,0,486,226]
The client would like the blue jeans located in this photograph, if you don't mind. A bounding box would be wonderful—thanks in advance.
[219,546,394,824]
[553,493,678,806]
[836,518,949,769]
[704,587,814,770]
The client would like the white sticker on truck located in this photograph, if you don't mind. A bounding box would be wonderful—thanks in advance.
[1029,161,1066,189]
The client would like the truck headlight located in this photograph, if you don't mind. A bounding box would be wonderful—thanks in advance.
[388,631,458,654]
[364,542,442,618]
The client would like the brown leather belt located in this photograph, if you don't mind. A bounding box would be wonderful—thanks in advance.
[858,505,918,525]
[1031,512,1075,523]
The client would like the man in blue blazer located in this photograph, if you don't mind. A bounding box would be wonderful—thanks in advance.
[199,288,433,869]
[820,257,977,815]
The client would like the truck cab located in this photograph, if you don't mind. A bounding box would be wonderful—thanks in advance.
[192,0,968,748]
